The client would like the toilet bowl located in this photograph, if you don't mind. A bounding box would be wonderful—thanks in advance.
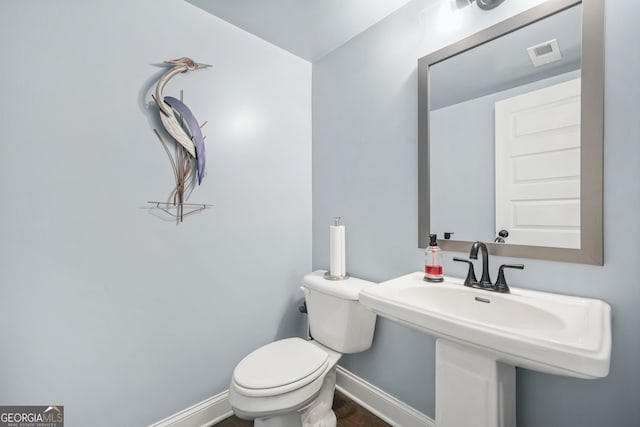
[228,271,377,427]
[229,338,341,427]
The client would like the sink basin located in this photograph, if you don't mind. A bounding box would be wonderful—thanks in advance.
[359,272,611,379]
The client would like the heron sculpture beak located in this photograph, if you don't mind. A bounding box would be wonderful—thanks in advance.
[163,57,211,70]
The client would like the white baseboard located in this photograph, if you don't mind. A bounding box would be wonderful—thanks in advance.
[148,367,434,427]
[148,390,233,427]
[336,366,435,427]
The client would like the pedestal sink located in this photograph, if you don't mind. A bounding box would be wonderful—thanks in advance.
[359,272,612,427]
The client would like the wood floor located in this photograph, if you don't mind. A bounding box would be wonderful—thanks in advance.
[215,390,391,426]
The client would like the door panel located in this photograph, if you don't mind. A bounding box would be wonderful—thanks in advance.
[495,78,581,249]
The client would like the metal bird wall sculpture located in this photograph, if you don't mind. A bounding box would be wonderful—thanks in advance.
[149,57,212,222]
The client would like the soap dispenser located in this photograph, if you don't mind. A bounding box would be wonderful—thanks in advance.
[424,234,444,282]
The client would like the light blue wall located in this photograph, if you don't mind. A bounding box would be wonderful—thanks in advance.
[0,1,311,426]
[313,0,640,425]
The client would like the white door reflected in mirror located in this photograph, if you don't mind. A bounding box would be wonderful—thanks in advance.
[495,78,581,248]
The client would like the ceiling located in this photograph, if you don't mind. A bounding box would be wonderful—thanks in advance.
[185,0,415,62]
[184,1,581,107]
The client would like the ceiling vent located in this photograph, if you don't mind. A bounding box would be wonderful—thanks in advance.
[527,38,562,67]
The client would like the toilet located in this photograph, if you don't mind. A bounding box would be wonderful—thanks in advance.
[229,270,377,427]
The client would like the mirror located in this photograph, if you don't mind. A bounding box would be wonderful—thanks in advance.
[431,4,582,248]
[418,0,604,264]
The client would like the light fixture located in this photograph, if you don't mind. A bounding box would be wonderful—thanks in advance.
[453,0,506,10]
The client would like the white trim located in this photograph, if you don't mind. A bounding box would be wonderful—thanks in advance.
[336,366,435,427]
[148,390,233,427]
[148,368,434,427]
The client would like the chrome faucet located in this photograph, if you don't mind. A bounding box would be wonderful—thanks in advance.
[469,241,492,287]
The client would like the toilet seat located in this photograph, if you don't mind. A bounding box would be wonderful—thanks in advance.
[232,338,329,397]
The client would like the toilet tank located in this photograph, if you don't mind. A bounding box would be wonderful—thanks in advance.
[302,271,377,353]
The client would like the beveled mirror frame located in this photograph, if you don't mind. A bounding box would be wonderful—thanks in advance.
[418,0,604,264]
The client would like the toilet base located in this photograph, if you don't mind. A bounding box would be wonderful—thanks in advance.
[254,367,338,427]
[301,368,337,427]
[255,412,305,427]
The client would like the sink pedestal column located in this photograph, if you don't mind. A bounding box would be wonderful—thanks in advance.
[436,339,515,427]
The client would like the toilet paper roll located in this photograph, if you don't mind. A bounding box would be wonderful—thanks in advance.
[329,223,345,277]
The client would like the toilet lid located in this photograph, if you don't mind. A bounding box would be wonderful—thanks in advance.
[233,338,328,390]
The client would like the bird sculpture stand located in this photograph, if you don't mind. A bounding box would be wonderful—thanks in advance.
[148,57,212,222]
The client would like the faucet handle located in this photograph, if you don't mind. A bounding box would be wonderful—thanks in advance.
[495,264,524,293]
[453,257,478,287]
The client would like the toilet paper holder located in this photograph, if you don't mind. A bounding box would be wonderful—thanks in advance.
[323,272,350,281]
